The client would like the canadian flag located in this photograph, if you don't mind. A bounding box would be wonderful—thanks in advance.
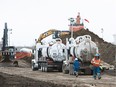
[84,19,89,23]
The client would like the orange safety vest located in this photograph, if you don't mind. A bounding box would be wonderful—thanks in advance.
[91,57,101,67]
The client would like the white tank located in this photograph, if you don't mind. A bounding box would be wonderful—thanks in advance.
[37,39,66,62]
[68,35,98,62]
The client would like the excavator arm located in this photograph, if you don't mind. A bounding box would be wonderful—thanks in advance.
[37,29,70,43]
[37,29,59,43]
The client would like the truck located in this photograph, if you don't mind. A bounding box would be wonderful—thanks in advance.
[62,35,99,74]
[32,29,68,72]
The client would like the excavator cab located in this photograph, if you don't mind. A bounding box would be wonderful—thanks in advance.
[52,31,60,39]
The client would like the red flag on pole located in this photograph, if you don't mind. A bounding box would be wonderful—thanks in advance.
[84,19,89,23]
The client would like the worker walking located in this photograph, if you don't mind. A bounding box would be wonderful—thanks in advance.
[73,57,80,77]
[91,53,101,80]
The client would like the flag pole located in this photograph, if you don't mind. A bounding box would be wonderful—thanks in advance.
[71,24,73,38]
[83,19,86,29]
[68,18,74,38]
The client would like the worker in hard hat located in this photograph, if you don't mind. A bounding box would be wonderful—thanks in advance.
[91,53,101,80]
[73,57,80,77]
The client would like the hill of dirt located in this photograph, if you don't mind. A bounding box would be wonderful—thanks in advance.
[60,29,116,66]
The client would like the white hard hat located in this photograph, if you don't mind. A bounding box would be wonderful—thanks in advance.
[75,58,78,60]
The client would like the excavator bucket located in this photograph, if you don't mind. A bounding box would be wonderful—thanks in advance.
[0,46,16,63]
[1,51,14,62]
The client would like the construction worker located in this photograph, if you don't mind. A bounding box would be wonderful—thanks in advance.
[91,53,101,80]
[73,57,80,77]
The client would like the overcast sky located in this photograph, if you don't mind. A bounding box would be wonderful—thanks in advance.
[0,0,116,46]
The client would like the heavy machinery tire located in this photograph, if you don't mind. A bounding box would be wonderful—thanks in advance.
[84,68,92,75]
[58,68,62,72]
[13,61,19,67]
[62,64,69,74]
[32,62,38,71]
[69,63,74,75]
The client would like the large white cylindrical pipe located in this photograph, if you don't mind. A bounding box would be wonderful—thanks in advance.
[39,42,66,62]
[68,35,99,62]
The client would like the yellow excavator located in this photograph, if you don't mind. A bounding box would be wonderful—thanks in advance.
[37,29,70,43]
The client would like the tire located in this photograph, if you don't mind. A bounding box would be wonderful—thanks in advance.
[84,68,92,75]
[45,63,50,72]
[46,67,51,72]
[69,63,74,75]
[62,64,69,74]
[32,62,38,71]
[13,61,19,67]
[58,68,62,72]
[41,63,44,72]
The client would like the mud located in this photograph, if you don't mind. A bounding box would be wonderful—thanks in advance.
[0,59,116,87]
[0,72,67,87]
[0,66,116,87]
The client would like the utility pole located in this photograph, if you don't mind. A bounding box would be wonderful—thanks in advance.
[101,28,104,39]
[8,29,12,46]
[113,34,116,62]
[114,44,116,63]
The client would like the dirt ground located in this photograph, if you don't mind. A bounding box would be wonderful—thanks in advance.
[0,62,116,87]
[0,72,66,87]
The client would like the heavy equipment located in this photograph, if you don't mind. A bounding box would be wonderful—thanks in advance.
[0,23,31,66]
[0,23,18,66]
[37,29,70,43]
[62,35,99,74]
[32,29,68,71]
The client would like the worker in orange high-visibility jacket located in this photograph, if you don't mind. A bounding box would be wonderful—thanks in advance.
[91,53,101,80]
